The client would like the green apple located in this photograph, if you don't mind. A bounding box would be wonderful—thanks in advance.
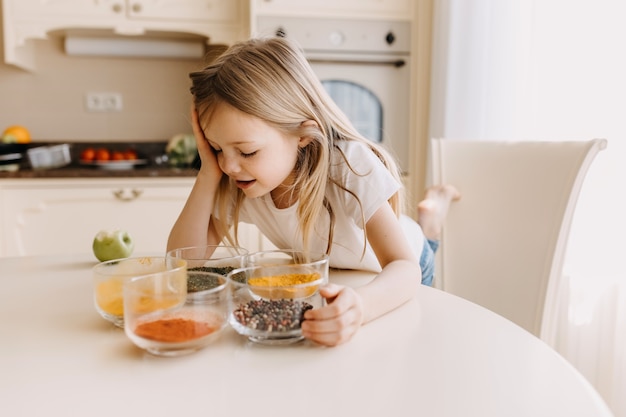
[92,229,134,262]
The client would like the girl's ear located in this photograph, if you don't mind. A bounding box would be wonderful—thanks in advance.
[299,120,319,147]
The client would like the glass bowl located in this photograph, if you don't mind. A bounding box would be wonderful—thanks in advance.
[123,269,228,357]
[93,256,186,328]
[245,249,329,269]
[227,252,329,345]
[166,245,248,294]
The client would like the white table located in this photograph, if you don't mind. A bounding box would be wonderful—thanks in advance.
[0,254,614,417]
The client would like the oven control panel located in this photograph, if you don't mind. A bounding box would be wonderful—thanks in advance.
[256,16,410,55]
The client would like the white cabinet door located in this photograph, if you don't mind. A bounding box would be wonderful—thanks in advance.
[131,0,240,23]
[0,179,195,257]
[11,0,239,22]
[0,178,270,257]
[10,0,119,17]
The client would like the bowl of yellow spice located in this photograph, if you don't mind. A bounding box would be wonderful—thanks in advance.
[93,256,187,328]
[227,250,329,345]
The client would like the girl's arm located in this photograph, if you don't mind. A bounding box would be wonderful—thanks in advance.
[357,202,421,323]
[167,107,225,252]
[302,202,420,346]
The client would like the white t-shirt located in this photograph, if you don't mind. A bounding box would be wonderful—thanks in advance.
[237,140,424,272]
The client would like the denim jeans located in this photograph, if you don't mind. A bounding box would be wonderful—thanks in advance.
[419,237,439,287]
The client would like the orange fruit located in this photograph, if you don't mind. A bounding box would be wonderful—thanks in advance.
[2,125,31,144]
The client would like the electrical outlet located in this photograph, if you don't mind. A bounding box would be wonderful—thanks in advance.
[85,92,123,112]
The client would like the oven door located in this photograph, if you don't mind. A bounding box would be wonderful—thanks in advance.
[309,57,411,173]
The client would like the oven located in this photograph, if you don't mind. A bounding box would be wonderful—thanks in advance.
[256,16,412,173]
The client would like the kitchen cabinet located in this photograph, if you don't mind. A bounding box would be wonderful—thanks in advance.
[10,0,241,24]
[251,0,413,21]
[0,178,269,257]
[2,0,247,70]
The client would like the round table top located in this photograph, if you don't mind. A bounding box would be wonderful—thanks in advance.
[0,254,614,417]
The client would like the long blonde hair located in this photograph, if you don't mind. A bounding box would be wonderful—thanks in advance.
[189,37,405,255]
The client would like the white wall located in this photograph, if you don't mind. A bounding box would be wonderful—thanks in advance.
[0,32,209,142]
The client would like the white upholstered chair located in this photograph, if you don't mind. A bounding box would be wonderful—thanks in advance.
[429,138,607,339]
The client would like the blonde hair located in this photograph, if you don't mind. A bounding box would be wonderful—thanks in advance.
[189,37,405,255]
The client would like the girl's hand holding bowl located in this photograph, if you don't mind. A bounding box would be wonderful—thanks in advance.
[226,250,329,345]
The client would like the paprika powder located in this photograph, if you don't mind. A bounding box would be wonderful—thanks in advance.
[134,318,217,343]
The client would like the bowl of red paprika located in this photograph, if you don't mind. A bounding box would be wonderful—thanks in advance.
[123,268,228,356]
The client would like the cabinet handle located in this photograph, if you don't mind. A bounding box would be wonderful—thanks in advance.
[131,2,142,13]
[113,189,143,202]
[111,3,123,13]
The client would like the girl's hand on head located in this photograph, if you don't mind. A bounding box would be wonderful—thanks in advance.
[191,105,223,181]
[301,283,364,346]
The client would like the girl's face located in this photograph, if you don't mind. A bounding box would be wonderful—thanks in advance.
[203,102,309,205]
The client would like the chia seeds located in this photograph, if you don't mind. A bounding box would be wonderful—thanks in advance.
[187,266,234,292]
[233,299,313,332]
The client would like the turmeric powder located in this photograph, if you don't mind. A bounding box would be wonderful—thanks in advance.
[96,277,184,316]
[248,273,320,287]
[248,273,321,299]
[96,277,125,316]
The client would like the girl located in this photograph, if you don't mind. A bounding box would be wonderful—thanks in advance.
[168,37,459,346]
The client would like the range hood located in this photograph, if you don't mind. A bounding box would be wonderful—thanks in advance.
[2,2,245,71]
[64,35,206,59]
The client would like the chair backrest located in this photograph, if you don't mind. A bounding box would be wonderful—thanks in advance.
[429,138,606,338]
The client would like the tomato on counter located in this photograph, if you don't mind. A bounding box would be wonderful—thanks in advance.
[123,149,138,160]
[95,148,111,161]
[80,147,96,162]
[111,151,125,161]
[81,147,141,163]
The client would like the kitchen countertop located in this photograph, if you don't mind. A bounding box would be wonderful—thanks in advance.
[0,165,198,179]
[0,141,199,179]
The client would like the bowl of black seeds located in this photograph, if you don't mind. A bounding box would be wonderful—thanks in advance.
[226,259,329,345]
[187,266,234,292]
[185,270,229,304]
[166,245,248,295]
